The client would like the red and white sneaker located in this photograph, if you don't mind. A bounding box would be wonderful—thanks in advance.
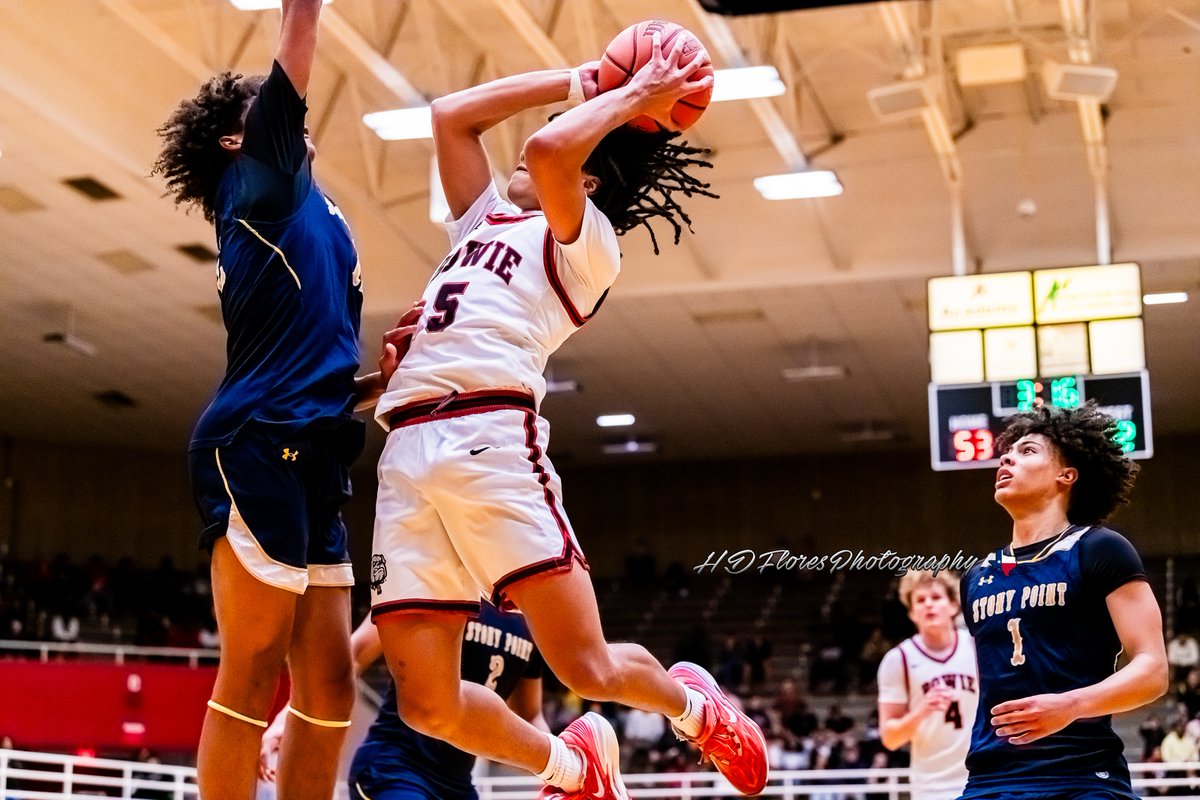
[539,712,629,800]
[668,661,769,796]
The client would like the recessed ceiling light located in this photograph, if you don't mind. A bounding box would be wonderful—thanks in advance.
[1143,292,1188,305]
[596,414,635,428]
[363,107,433,141]
[781,365,849,381]
[754,171,843,200]
[711,66,786,102]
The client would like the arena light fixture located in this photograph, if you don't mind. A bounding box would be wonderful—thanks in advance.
[363,106,433,141]
[1143,292,1188,305]
[229,0,331,9]
[711,66,786,102]
[601,439,658,455]
[754,170,843,200]
[596,414,635,428]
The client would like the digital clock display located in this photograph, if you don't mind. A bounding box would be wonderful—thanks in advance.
[928,371,1152,471]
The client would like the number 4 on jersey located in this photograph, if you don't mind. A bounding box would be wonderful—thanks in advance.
[427,282,469,332]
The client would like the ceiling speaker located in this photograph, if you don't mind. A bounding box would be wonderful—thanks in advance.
[1040,61,1118,101]
[867,80,933,120]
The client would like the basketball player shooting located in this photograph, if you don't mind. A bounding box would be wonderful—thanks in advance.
[877,570,978,800]
[366,29,768,800]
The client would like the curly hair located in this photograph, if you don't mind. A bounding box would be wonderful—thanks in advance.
[997,401,1139,525]
[152,72,265,223]
[582,127,717,254]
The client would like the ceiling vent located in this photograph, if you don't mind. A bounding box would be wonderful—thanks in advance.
[98,250,155,275]
[0,185,44,213]
[177,243,218,262]
[63,176,120,201]
[94,390,137,409]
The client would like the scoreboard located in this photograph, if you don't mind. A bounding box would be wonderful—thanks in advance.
[929,371,1153,471]
[926,263,1154,471]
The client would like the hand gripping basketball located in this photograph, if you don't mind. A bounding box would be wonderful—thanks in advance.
[598,20,714,132]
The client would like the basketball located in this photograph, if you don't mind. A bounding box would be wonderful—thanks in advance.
[597,20,713,132]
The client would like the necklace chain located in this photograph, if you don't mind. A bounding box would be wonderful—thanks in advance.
[1004,522,1074,562]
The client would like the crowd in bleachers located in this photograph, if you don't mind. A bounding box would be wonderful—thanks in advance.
[0,550,217,649]
[4,548,1200,782]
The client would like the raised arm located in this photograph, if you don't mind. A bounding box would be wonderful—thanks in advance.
[524,33,712,244]
[430,69,578,219]
[276,0,323,96]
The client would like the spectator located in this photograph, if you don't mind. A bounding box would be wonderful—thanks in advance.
[624,538,657,581]
[50,611,80,643]
[858,626,891,690]
[743,632,773,688]
[1168,632,1200,687]
[1141,713,1167,760]
[715,633,746,690]
[1179,668,1200,719]
[672,625,712,674]
[774,679,819,742]
[826,703,855,735]
[1160,714,1200,795]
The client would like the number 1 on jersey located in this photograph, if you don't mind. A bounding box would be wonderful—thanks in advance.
[427,282,469,332]
[1007,617,1026,666]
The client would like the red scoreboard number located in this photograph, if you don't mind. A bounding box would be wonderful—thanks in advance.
[952,428,994,462]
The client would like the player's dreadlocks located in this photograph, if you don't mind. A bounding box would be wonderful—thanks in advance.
[997,401,1140,525]
[152,72,265,224]
[583,126,717,254]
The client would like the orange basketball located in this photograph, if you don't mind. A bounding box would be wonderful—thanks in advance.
[597,19,713,133]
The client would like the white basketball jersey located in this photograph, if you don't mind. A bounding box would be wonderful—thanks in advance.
[376,183,620,425]
[877,632,978,800]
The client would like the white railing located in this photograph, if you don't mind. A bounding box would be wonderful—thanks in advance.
[5,750,1200,800]
[0,639,220,667]
[0,749,198,799]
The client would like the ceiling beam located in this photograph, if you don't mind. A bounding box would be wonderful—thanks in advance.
[488,0,572,67]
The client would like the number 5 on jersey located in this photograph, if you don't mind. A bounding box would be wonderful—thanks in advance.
[427,282,469,332]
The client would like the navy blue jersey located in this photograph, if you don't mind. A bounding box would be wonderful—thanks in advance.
[960,525,1147,796]
[191,60,363,450]
[351,604,542,796]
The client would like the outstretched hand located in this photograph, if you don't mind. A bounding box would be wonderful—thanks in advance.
[627,31,713,131]
[378,300,426,386]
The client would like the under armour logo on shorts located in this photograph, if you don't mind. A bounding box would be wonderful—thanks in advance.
[281,448,299,461]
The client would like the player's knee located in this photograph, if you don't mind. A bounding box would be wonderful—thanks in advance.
[293,659,355,717]
[395,692,459,739]
[221,630,290,681]
[556,657,619,701]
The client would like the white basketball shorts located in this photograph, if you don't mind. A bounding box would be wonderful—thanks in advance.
[369,391,587,618]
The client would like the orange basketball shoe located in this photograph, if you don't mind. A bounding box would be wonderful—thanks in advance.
[668,661,769,795]
[539,712,629,800]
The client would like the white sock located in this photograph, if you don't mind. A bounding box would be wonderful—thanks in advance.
[669,687,707,738]
[535,731,584,792]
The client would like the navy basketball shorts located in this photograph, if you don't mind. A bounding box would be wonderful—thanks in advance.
[349,775,477,800]
[190,419,364,594]
[370,403,586,617]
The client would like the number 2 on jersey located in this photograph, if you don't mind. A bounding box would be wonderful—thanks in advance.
[427,282,469,332]
[485,654,505,690]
